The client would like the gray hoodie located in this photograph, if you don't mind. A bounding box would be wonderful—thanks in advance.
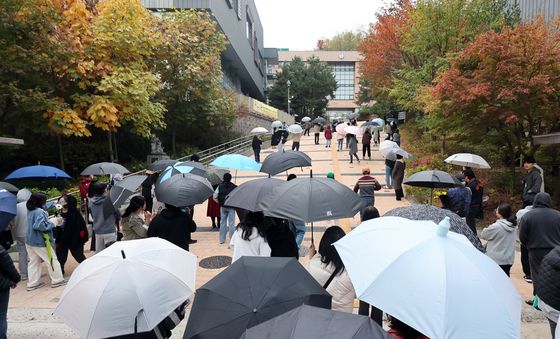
[88,195,117,235]
[480,219,516,265]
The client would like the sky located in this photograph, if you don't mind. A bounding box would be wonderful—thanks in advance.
[253,0,386,50]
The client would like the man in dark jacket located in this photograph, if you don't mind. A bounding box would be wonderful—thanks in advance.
[464,169,483,235]
[362,129,372,160]
[0,245,20,338]
[213,173,237,244]
[147,205,193,251]
[519,192,560,301]
[522,156,543,207]
[537,246,560,337]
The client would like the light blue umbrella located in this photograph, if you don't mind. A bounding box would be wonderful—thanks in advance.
[5,165,71,180]
[210,154,261,172]
[159,163,195,183]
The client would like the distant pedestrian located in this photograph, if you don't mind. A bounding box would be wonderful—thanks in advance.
[55,195,88,276]
[313,123,321,145]
[362,128,372,160]
[354,167,382,218]
[214,173,237,244]
[304,123,311,136]
[324,125,333,148]
[25,192,66,291]
[446,174,471,218]
[291,132,301,151]
[393,129,401,146]
[372,128,380,146]
[392,154,406,200]
[121,196,151,241]
[464,169,484,235]
[10,189,31,281]
[141,172,157,213]
[252,135,262,163]
[480,203,516,276]
[148,204,194,251]
[522,156,543,207]
[0,244,20,338]
[348,134,359,164]
[207,185,221,230]
[336,132,344,151]
[88,183,119,252]
[230,211,271,262]
[345,123,351,148]
[385,158,395,189]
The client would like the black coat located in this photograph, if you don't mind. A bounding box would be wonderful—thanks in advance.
[467,178,484,219]
[265,219,299,259]
[538,246,560,310]
[0,246,20,289]
[59,210,88,246]
[519,192,560,250]
[148,208,192,251]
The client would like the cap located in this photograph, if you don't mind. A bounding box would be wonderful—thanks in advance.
[326,172,335,179]
[362,167,370,174]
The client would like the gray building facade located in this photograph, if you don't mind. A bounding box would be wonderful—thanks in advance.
[142,0,266,101]
[511,0,560,21]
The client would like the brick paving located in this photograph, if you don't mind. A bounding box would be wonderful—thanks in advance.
[7,131,551,338]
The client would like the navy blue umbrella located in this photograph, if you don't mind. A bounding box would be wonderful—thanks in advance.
[0,190,17,231]
[5,165,71,180]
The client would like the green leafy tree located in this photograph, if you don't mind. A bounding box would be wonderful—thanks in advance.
[317,30,364,51]
[268,57,337,118]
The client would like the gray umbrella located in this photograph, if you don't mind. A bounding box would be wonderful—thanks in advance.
[313,117,326,125]
[203,166,229,186]
[384,204,485,252]
[347,112,359,120]
[260,151,312,176]
[102,175,147,218]
[81,162,130,176]
[0,182,18,193]
[147,159,178,172]
[404,170,462,204]
[224,178,284,211]
[240,305,391,339]
[155,173,213,208]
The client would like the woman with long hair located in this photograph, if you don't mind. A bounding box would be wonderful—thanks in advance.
[308,226,355,312]
[56,195,87,275]
[348,134,360,164]
[230,211,271,262]
[121,196,152,241]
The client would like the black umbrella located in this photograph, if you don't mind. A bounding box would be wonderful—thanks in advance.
[260,151,312,176]
[0,182,18,193]
[403,170,462,204]
[384,204,485,252]
[102,175,147,218]
[183,257,331,339]
[154,173,213,208]
[258,175,363,243]
[147,159,178,172]
[81,162,130,176]
[224,178,284,211]
[240,305,391,339]
[203,166,229,186]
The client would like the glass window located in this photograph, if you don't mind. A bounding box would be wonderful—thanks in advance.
[246,13,253,47]
[330,62,355,100]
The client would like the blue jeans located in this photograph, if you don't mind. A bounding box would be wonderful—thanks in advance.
[289,220,306,248]
[0,288,9,339]
[385,166,394,187]
[220,207,236,243]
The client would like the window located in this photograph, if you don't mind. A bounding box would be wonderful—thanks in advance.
[236,0,242,19]
[246,12,253,48]
[330,62,355,100]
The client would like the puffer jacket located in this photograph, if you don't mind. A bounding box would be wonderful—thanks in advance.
[538,246,560,311]
[308,254,355,313]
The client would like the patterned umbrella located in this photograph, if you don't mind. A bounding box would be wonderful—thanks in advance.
[384,204,484,252]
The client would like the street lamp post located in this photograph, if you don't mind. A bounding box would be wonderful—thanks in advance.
[286,79,291,115]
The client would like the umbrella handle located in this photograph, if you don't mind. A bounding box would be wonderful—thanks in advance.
[311,222,314,245]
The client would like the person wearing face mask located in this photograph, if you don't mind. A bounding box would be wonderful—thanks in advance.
[55,195,88,276]
[25,192,66,291]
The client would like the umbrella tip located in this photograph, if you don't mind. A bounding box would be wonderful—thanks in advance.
[436,217,450,237]
[121,250,126,259]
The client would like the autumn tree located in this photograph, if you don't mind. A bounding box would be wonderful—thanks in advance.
[318,30,364,51]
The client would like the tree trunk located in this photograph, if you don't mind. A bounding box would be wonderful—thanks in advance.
[113,131,119,162]
[441,134,446,155]
[108,132,114,162]
[171,122,178,157]
[57,135,65,171]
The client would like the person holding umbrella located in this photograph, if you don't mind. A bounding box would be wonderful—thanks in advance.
[89,183,119,252]
[230,211,271,262]
[362,128,372,160]
[353,167,382,219]
[464,169,484,234]
[121,196,151,241]
[25,192,65,291]
[348,134,360,164]
[313,123,321,145]
[252,135,262,163]
[392,154,406,201]
[213,173,237,244]
[55,195,87,275]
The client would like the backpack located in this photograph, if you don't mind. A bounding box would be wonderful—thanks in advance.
[218,182,237,206]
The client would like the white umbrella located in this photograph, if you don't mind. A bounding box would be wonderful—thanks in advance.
[444,153,491,169]
[335,123,348,136]
[344,126,361,135]
[334,216,521,339]
[271,120,283,128]
[250,127,268,134]
[301,117,311,122]
[287,124,303,134]
[379,140,400,159]
[55,238,197,339]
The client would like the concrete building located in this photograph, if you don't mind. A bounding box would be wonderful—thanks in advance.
[141,0,266,101]
[276,51,363,119]
[263,48,278,91]
[512,0,560,22]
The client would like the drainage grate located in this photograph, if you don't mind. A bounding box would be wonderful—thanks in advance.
[199,255,232,269]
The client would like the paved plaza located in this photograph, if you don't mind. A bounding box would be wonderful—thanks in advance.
[6,133,551,338]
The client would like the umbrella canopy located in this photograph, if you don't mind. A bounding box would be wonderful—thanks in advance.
[240,305,391,339]
[444,153,491,169]
[271,120,283,128]
[0,182,18,193]
[155,173,213,208]
[386,148,414,161]
[55,238,197,339]
[403,170,462,189]
[210,154,261,172]
[347,112,359,120]
[301,117,311,122]
[159,161,205,183]
[203,166,229,186]
[334,217,521,339]
[287,124,303,134]
[103,175,147,218]
[0,190,17,231]
[260,151,312,176]
[379,141,400,159]
[344,126,361,135]
[183,257,331,339]
[250,127,268,134]
[81,162,129,176]
[372,118,384,127]
[384,204,484,252]
[147,159,178,172]
[5,165,71,180]
[224,178,284,211]
[259,177,362,223]
[335,123,347,136]
[313,117,326,125]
